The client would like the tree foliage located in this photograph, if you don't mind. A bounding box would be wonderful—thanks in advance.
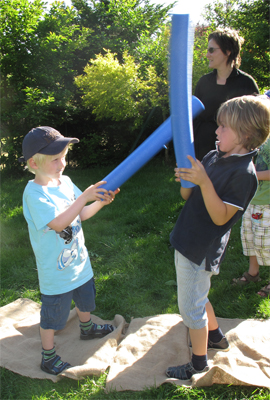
[202,0,269,90]
[192,25,212,93]
[132,23,171,120]
[1,0,173,170]
[1,0,90,137]
[72,0,174,57]
[75,49,166,128]
[0,0,268,172]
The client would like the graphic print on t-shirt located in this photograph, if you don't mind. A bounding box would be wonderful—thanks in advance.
[51,189,87,271]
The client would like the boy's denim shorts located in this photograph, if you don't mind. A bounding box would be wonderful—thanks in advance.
[40,277,96,330]
[175,250,216,330]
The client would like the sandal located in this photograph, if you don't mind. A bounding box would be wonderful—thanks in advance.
[232,271,261,285]
[257,283,270,298]
[80,322,115,340]
[166,362,209,380]
[41,354,71,375]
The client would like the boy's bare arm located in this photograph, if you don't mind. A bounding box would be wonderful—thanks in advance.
[199,176,239,225]
[177,156,238,226]
[47,181,110,232]
[257,169,270,181]
[80,189,119,221]
[180,187,193,200]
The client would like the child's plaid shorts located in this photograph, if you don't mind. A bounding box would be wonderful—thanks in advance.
[241,204,270,266]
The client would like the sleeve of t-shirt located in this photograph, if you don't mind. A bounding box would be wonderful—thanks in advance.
[24,177,83,231]
[24,190,58,231]
[221,173,257,211]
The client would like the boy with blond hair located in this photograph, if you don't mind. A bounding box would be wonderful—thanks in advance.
[20,126,119,375]
[166,95,270,380]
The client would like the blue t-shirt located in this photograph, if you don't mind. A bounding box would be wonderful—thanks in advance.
[23,175,93,295]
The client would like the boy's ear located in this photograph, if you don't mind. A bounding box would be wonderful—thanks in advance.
[28,157,38,170]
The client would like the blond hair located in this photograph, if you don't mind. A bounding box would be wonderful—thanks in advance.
[27,145,69,174]
[217,95,270,151]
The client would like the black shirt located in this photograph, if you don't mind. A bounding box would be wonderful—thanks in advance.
[170,149,258,272]
[193,68,259,160]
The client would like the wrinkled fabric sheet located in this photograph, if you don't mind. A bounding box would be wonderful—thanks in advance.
[0,298,125,382]
[106,314,270,391]
[1,298,269,389]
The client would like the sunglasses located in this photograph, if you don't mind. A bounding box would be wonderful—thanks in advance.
[207,47,220,54]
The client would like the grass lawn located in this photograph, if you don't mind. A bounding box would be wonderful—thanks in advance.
[1,158,269,399]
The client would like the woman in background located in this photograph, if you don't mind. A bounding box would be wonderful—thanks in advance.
[193,28,259,161]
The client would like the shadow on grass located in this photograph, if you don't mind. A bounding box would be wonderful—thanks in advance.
[1,161,269,399]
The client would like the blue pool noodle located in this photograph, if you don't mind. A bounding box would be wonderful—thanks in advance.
[100,96,204,192]
[170,13,196,188]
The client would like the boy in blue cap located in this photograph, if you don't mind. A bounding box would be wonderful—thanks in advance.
[20,126,119,375]
[166,95,270,380]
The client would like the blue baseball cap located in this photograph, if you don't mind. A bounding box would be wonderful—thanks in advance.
[18,126,79,162]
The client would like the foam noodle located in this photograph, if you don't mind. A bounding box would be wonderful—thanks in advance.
[170,13,196,188]
[100,96,204,192]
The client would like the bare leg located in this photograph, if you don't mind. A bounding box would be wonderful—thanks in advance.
[248,256,260,276]
[40,327,55,350]
[76,307,91,323]
[206,301,219,331]
[189,326,208,355]
[189,301,218,355]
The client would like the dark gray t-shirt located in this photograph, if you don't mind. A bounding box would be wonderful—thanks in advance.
[170,149,258,272]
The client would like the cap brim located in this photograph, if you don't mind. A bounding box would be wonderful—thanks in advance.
[18,136,79,163]
[37,137,79,156]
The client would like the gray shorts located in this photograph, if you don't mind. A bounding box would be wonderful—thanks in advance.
[175,250,216,330]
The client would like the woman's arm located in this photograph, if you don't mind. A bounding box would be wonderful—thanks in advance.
[257,169,270,181]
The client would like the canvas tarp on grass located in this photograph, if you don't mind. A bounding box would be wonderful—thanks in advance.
[0,298,269,390]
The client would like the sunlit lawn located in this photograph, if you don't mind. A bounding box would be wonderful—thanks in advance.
[1,158,269,399]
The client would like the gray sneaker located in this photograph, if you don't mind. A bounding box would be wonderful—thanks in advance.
[208,336,230,351]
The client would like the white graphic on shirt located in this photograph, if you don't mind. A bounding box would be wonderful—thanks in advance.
[56,216,88,271]
[57,238,79,271]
